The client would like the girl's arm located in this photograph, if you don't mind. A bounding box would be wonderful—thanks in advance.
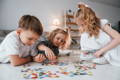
[38,45,56,60]
[94,24,120,57]
[9,55,32,66]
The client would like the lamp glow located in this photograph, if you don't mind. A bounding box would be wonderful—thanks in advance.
[52,18,60,26]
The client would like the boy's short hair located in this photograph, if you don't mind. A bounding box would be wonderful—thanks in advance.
[19,15,43,35]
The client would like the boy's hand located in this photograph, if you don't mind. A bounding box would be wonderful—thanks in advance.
[33,54,46,63]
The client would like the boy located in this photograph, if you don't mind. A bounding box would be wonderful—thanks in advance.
[0,15,43,66]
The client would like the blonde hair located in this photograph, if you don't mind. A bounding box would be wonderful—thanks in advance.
[48,28,71,49]
[74,3,101,37]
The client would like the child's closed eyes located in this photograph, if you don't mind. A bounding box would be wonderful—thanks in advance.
[56,37,65,44]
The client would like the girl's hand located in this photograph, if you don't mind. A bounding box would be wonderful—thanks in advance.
[33,54,46,63]
[38,45,56,61]
[94,50,103,58]
[45,48,57,61]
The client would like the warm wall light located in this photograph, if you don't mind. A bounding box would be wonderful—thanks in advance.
[52,18,60,26]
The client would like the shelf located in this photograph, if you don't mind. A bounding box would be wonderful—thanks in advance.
[65,11,80,49]
[66,14,74,18]
[66,22,77,25]
[71,35,80,38]
[70,28,79,31]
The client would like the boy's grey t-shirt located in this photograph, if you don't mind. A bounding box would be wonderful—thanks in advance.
[0,31,34,63]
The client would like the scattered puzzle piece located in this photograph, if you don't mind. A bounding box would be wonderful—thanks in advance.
[21,58,96,79]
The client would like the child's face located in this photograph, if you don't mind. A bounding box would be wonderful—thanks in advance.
[17,29,40,46]
[52,33,66,47]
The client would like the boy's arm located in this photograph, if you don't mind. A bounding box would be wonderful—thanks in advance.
[9,55,32,66]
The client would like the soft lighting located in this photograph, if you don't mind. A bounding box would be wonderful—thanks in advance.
[52,18,60,26]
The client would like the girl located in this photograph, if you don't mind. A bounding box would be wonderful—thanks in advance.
[33,28,71,63]
[74,3,120,66]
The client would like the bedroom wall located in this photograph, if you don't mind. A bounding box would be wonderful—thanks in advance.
[0,0,120,31]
